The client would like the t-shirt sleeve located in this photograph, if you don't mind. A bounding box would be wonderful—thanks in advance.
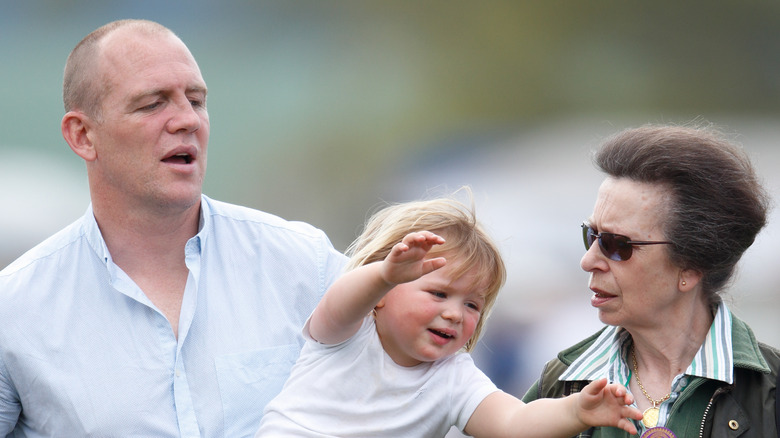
[301,313,374,349]
[447,353,501,433]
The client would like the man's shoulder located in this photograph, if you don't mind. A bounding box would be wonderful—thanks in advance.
[0,217,86,279]
[203,195,327,240]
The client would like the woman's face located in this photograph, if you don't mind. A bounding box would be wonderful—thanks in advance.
[581,177,682,330]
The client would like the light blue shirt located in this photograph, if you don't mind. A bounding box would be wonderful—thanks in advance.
[0,195,347,438]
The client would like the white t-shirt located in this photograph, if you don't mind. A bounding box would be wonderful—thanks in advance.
[255,316,499,437]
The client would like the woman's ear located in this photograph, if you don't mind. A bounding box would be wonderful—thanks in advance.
[61,111,97,162]
[679,269,703,292]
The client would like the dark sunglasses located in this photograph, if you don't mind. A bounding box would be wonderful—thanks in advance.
[581,223,672,261]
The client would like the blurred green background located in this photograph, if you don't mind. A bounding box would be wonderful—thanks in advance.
[2,0,779,407]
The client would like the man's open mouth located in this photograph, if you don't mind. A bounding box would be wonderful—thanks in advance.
[163,153,193,164]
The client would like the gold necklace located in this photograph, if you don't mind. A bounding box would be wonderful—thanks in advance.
[632,348,671,428]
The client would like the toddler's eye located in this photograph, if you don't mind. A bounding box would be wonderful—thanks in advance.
[429,291,446,299]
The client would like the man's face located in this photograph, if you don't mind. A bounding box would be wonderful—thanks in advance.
[87,28,209,213]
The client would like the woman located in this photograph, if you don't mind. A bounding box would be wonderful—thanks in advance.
[523,124,780,437]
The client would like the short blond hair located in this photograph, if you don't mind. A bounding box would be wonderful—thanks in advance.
[63,19,175,119]
[347,188,506,352]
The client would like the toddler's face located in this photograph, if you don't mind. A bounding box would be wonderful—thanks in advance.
[374,262,486,367]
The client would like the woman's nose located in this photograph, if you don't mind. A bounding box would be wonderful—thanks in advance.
[580,240,607,272]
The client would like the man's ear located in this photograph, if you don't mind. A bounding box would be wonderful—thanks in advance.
[61,111,97,161]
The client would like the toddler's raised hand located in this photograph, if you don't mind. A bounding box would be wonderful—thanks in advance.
[381,231,446,285]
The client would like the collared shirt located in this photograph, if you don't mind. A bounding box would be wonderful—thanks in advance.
[0,195,347,438]
[558,302,733,431]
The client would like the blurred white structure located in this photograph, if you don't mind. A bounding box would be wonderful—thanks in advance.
[0,149,89,267]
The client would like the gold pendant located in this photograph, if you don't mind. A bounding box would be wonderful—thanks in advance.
[642,406,660,428]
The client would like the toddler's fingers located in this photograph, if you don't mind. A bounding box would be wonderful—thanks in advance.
[424,231,445,244]
[584,377,607,395]
[390,241,409,255]
[616,418,638,435]
[402,231,439,247]
[422,257,447,274]
[623,405,644,421]
[417,231,444,245]
[608,383,626,397]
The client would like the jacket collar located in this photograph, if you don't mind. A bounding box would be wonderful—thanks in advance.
[730,312,771,373]
[556,305,770,381]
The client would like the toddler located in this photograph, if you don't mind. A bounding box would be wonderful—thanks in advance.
[256,192,641,437]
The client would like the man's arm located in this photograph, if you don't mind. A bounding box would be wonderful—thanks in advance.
[0,356,21,434]
[308,231,445,344]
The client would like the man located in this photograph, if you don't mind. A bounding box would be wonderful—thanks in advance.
[0,19,346,437]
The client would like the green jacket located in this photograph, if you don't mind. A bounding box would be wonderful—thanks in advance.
[522,315,780,437]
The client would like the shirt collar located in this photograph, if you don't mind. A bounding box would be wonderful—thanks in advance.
[191,194,210,251]
[83,203,111,265]
[558,325,631,385]
[82,196,210,266]
[559,302,734,385]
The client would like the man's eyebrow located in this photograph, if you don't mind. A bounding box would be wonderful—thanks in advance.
[127,85,207,108]
[127,89,166,107]
[188,85,208,95]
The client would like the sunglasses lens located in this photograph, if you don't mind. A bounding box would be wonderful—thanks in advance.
[582,225,593,250]
[582,224,633,261]
[599,233,632,261]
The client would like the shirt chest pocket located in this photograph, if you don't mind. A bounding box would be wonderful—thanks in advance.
[215,344,300,437]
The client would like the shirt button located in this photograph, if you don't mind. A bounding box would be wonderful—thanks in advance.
[176,370,181,378]
[728,420,739,430]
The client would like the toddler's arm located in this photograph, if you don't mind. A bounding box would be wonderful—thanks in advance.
[308,231,446,344]
[464,378,643,437]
